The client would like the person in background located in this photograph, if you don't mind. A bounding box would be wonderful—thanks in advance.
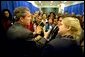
[53,19,58,26]
[32,11,39,33]
[1,9,13,40]
[33,11,39,24]
[44,14,55,32]
[33,12,44,43]
[33,13,57,46]
[49,12,56,19]
[57,16,64,26]
[49,12,56,26]
[36,12,43,25]
[42,13,48,25]
[1,9,12,32]
[33,12,44,34]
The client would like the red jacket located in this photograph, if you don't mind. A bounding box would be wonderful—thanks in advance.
[2,18,12,31]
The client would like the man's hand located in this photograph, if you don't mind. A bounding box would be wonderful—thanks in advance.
[36,25,42,34]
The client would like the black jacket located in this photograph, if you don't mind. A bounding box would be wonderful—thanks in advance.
[41,35,83,57]
[3,22,39,56]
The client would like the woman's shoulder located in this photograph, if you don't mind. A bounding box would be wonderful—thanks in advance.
[48,36,76,47]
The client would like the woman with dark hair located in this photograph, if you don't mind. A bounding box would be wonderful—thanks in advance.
[49,12,56,19]
[1,9,12,34]
[1,9,12,20]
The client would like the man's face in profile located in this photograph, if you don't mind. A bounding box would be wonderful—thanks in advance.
[22,11,32,25]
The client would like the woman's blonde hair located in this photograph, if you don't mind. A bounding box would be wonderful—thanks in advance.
[63,17,82,40]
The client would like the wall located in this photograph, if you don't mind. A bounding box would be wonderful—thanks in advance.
[1,1,39,15]
[41,7,58,15]
[64,3,84,15]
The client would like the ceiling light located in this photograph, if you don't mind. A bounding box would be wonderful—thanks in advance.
[51,1,53,3]
[64,1,67,3]
[39,1,41,3]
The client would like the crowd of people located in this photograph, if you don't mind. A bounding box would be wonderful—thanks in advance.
[1,7,84,56]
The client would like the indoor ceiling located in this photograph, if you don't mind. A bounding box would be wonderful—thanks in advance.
[34,1,84,7]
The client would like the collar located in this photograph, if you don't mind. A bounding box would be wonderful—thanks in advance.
[62,35,74,40]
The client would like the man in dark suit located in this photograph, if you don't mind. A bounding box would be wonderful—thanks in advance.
[5,7,39,56]
[7,7,33,40]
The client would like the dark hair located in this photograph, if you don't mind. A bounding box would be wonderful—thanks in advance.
[57,15,65,21]
[57,15,70,21]
[47,15,54,23]
[1,9,12,20]
[49,12,56,19]
[50,12,55,15]
[38,12,42,16]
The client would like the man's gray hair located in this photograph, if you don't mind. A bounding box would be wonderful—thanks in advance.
[14,7,30,21]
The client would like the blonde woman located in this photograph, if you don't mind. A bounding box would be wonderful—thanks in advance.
[41,17,83,57]
[58,17,82,40]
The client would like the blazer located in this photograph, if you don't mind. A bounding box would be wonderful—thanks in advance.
[41,35,83,57]
[7,22,34,40]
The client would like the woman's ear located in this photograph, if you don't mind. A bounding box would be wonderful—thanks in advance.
[67,26,71,31]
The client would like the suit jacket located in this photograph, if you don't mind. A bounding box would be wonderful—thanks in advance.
[47,26,59,41]
[5,22,40,56]
[41,36,83,57]
[7,22,34,40]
